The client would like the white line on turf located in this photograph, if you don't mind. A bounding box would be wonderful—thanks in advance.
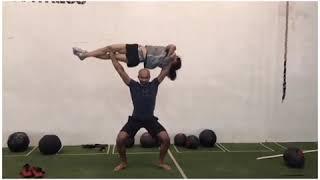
[260,143,275,152]
[168,149,187,179]
[274,142,287,149]
[106,145,110,154]
[173,145,181,153]
[174,144,224,153]
[4,154,26,157]
[217,143,276,152]
[177,150,225,153]
[215,143,226,152]
[115,152,159,155]
[217,143,230,152]
[25,146,38,156]
[225,150,272,152]
[57,153,109,156]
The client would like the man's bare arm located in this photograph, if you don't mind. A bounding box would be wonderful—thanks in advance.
[109,50,131,85]
[157,62,173,83]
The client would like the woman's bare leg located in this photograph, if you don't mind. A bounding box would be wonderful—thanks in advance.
[94,54,127,64]
[114,54,128,63]
[95,54,110,59]
[73,44,126,60]
[85,44,126,58]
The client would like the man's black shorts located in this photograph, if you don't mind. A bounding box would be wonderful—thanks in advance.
[120,116,166,138]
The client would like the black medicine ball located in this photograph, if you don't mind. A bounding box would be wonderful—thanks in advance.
[174,133,187,147]
[283,147,305,168]
[38,135,62,155]
[7,132,30,152]
[185,135,200,149]
[140,132,158,148]
[199,129,217,147]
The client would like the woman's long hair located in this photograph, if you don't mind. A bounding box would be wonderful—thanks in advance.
[168,56,182,80]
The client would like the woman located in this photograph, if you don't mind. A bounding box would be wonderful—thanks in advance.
[72,44,181,80]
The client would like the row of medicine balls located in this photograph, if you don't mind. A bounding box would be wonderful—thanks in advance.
[7,132,62,155]
[174,129,217,149]
[126,130,216,149]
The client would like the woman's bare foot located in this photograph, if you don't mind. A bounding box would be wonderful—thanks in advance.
[158,163,171,171]
[114,163,127,171]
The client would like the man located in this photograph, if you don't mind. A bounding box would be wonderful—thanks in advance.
[108,48,175,171]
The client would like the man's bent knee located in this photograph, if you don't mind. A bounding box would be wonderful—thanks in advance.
[116,131,129,145]
[157,131,170,145]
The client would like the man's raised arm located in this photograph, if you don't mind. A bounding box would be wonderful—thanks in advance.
[109,50,131,85]
[157,62,173,84]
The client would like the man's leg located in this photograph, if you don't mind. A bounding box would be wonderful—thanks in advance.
[146,119,172,171]
[114,117,141,171]
[157,131,172,170]
[114,131,129,171]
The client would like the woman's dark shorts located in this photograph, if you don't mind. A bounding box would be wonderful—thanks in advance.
[126,44,140,67]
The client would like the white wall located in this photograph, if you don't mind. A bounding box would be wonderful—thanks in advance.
[3,1,317,146]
